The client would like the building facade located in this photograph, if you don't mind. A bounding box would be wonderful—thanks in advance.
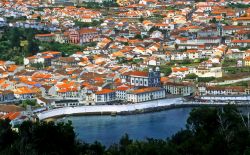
[53,100,82,108]
[163,82,195,96]
[94,89,116,104]
[127,87,166,103]
[121,68,161,87]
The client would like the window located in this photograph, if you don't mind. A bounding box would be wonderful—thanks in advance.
[97,96,102,101]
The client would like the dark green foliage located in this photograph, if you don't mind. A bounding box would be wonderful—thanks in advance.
[198,77,215,82]
[160,65,172,76]
[84,2,101,9]
[224,67,250,74]
[116,57,143,65]
[0,27,45,64]
[134,34,142,40]
[209,17,217,23]
[171,59,192,65]
[239,46,250,51]
[102,1,119,7]
[166,6,177,11]
[139,16,144,23]
[116,56,127,64]
[81,1,118,9]
[8,28,21,48]
[21,100,37,108]
[185,73,198,79]
[0,120,78,155]
[2,105,250,155]
[6,16,27,23]
[26,29,39,55]
[30,62,44,69]
[74,20,103,28]
[228,3,250,8]
[222,58,237,67]
[40,42,88,56]
[0,119,17,152]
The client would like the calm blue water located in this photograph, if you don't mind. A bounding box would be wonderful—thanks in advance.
[59,108,192,146]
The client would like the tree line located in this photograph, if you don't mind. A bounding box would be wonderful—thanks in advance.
[1,105,250,155]
[0,27,91,65]
[0,27,41,64]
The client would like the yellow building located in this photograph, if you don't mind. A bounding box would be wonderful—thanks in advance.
[244,56,250,66]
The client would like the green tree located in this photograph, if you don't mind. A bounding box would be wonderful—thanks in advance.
[160,65,172,76]
[8,28,21,48]
[174,44,178,50]
[2,105,250,155]
[185,73,198,79]
[14,121,78,155]
[210,17,217,23]
[27,30,39,55]
[30,62,44,69]
[0,119,17,152]
[21,100,37,108]
[139,16,144,23]
[198,77,215,82]
[134,34,142,40]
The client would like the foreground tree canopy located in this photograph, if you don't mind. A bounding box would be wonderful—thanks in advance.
[1,105,250,155]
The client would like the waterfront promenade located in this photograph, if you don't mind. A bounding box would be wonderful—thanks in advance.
[37,98,239,120]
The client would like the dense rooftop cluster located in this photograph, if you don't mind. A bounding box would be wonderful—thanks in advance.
[0,0,249,122]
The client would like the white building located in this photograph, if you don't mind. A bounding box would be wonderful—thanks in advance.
[116,85,131,101]
[121,68,161,87]
[163,82,195,96]
[196,67,222,78]
[127,87,166,103]
[94,89,116,104]
[24,51,61,67]
[52,100,82,108]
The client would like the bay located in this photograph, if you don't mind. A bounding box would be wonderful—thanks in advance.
[59,108,192,146]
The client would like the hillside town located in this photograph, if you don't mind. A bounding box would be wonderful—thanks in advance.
[0,0,250,123]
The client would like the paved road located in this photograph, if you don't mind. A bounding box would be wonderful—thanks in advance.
[37,98,183,120]
[209,77,250,85]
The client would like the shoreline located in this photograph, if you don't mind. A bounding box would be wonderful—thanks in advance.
[37,98,250,121]
[43,104,250,121]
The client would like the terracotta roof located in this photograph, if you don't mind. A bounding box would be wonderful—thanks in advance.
[1,112,21,120]
[79,28,98,34]
[42,51,61,55]
[128,87,163,94]
[95,89,115,95]
[233,17,250,21]
[231,40,250,43]
[164,81,193,86]
[14,87,38,95]
[245,56,250,61]
[172,67,189,72]
[7,65,17,72]
[124,71,148,77]
[35,33,55,37]
[186,49,198,53]
[116,85,131,91]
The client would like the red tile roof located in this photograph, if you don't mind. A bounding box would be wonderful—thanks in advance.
[95,89,115,95]
[128,87,163,94]
[124,71,148,77]
[1,112,21,120]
